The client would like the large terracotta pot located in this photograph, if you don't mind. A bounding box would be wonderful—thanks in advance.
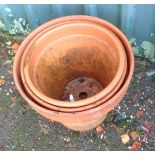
[20,18,127,112]
[13,15,134,131]
[21,21,127,108]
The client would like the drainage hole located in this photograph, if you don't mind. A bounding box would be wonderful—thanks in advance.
[79,92,88,100]
[90,84,93,88]
[79,78,85,83]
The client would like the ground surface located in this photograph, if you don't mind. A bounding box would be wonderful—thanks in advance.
[0,42,155,151]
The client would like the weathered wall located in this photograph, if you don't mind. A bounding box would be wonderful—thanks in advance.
[0,4,155,62]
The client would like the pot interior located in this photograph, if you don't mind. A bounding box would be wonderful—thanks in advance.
[25,22,123,101]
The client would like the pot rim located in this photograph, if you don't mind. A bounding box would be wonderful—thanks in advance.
[13,15,134,121]
[20,16,127,107]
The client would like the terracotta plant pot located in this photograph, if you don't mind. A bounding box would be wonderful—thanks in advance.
[21,20,127,112]
[21,21,127,108]
[13,15,134,131]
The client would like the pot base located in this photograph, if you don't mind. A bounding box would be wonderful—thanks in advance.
[63,112,107,131]
[61,76,103,101]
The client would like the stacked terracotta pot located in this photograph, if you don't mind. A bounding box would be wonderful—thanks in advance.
[13,15,134,131]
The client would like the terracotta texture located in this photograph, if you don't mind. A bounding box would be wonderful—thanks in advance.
[13,15,134,131]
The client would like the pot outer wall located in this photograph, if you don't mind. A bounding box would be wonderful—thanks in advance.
[13,15,134,131]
